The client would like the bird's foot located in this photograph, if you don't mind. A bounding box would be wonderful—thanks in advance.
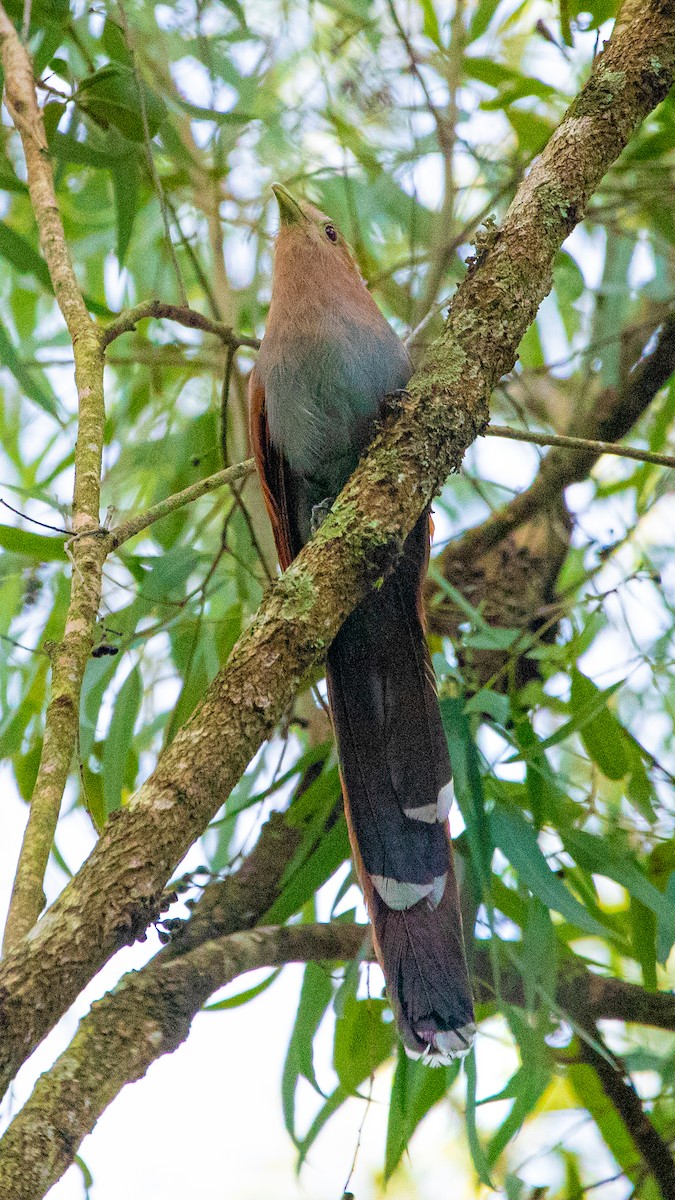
[381,388,409,417]
[311,497,334,535]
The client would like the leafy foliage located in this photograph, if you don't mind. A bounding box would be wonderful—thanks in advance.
[1,0,675,1195]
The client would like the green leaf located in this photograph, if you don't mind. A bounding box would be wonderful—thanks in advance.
[0,322,63,422]
[297,1085,349,1165]
[487,1062,549,1166]
[562,830,675,962]
[507,677,624,759]
[76,63,167,142]
[282,962,334,1142]
[0,218,110,319]
[506,107,555,154]
[385,1045,459,1179]
[204,968,281,1010]
[110,151,140,264]
[102,665,142,815]
[559,0,573,45]
[49,129,114,168]
[625,742,656,823]
[569,1062,640,1180]
[2,0,70,26]
[486,1007,551,1166]
[264,815,350,925]
[570,668,629,779]
[465,1047,494,1188]
[464,57,557,98]
[521,899,558,1011]
[466,0,500,43]
[490,804,611,939]
[101,17,133,65]
[0,523,67,561]
[333,995,395,1094]
[656,872,675,965]
[420,0,442,47]
[630,898,657,991]
[0,221,53,291]
[440,696,493,892]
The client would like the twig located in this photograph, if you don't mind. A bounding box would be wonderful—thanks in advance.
[115,0,187,304]
[101,300,259,350]
[445,314,675,566]
[164,191,222,319]
[0,498,70,534]
[484,424,675,469]
[107,459,255,549]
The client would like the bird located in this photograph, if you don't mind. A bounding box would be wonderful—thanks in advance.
[249,183,475,1064]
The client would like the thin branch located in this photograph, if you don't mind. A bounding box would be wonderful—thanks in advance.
[0,2,107,951]
[0,1,673,1101]
[107,459,255,549]
[484,424,675,469]
[445,313,675,567]
[0,498,70,534]
[101,300,260,350]
[102,406,675,559]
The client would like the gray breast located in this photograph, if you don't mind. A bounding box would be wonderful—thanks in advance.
[259,324,411,485]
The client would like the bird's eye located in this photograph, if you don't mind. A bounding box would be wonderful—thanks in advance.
[325,224,338,242]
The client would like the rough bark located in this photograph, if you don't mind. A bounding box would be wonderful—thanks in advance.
[0,924,367,1200]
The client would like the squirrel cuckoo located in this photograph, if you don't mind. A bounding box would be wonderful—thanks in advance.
[249,184,475,1063]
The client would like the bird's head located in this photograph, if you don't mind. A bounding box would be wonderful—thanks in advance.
[270,183,364,292]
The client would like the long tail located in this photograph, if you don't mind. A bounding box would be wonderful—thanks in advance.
[326,512,475,1064]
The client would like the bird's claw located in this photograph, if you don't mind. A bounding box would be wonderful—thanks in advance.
[311,497,334,535]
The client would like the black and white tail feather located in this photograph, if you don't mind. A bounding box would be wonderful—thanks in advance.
[327,512,475,1064]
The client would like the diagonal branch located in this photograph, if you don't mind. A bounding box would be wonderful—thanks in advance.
[107,459,255,549]
[0,0,673,1102]
[0,923,367,1200]
[4,913,675,1198]
[101,299,260,350]
[483,423,675,470]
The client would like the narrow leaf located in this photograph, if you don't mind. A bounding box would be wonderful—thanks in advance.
[385,1045,458,1179]
[490,804,611,939]
[102,665,142,815]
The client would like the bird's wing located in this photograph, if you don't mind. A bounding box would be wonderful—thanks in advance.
[248,365,298,571]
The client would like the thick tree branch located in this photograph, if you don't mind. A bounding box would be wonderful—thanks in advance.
[0,4,107,950]
[4,915,675,1198]
[0,924,367,1200]
[0,1,673,1101]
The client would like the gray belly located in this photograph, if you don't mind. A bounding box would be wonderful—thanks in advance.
[260,330,411,496]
